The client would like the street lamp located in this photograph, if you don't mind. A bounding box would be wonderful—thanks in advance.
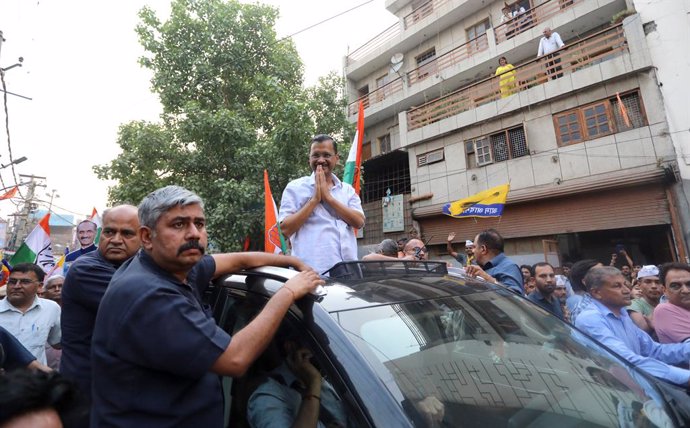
[0,156,27,169]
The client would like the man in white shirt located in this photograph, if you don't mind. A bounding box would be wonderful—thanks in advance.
[0,263,61,365]
[537,27,564,79]
[279,135,365,274]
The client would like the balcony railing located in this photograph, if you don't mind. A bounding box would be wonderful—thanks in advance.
[494,0,583,44]
[346,0,455,67]
[346,23,401,66]
[348,77,404,116]
[406,34,489,86]
[407,25,627,131]
[347,33,489,116]
[402,0,451,29]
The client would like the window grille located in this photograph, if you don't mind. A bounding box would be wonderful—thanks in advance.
[509,127,529,158]
[469,126,527,167]
[361,154,411,204]
[611,92,645,131]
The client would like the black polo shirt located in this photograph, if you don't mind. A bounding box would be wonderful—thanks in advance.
[91,250,231,427]
[527,289,565,320]
[61,250,119,397]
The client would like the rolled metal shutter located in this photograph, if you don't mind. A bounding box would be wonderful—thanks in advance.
[417,183,670,246]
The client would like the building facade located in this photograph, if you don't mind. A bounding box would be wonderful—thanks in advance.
[345,0,688,267]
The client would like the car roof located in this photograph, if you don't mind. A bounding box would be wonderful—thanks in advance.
[222,261,505,313]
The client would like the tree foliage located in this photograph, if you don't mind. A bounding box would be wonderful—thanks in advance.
[95,0,352,251]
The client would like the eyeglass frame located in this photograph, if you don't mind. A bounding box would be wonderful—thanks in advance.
[7,278,39,286]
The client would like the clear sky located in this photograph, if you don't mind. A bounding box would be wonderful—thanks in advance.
[0,0,396,223]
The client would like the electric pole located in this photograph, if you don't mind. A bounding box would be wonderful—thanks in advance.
[8,174,45,250]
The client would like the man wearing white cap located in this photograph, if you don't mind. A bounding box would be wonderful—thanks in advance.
[446,232,475,267]
[626,265,662,335]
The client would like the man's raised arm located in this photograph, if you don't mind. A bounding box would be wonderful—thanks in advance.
[210,270,324,377]
[212,252,311,278]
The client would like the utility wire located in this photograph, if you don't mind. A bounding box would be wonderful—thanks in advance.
[179,0,377,91]
[277,0,374,41]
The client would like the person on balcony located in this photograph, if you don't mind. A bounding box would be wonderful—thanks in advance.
[499,5,515,39]
[495,57,516,98]
[537,27,564,79]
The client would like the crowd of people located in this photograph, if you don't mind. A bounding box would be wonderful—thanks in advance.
[370,229,690,390]
[0,133,688,427]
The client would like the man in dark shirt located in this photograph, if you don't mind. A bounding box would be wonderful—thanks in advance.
[465,229,522,293]
[91,185,323,427]
[64,220,98,265]
[526,262,564,320]
[60,204,140,404]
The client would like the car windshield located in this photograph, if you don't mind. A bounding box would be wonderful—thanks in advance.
[334,290,676,427]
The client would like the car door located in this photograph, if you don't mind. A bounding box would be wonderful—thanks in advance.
[206,273,372,428]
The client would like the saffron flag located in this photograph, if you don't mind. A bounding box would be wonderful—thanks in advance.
[89,207,103,244]
[45,254,66,279]
[616,92,631,128]
[10,213,55,273]
[442,184,511,218]
[0,186,18,200]
[264,170,286,254]
[343,100,364,195]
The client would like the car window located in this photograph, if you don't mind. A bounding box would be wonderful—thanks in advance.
[337,292,676,428]
[211,279,368,428]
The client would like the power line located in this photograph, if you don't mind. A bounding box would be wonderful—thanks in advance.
[178,0,377,93]
[0,88,31,101]
[277,0,374,41]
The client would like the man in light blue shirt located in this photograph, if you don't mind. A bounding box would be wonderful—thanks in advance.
[576,266,690,387]
[465,229,522,293]
[247,335,346,428]
[0,263,61,365]
[279,135,365,274]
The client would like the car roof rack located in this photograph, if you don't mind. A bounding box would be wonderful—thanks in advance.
[324,260,448,281]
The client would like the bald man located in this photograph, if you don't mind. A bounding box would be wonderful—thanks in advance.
[60,205,140,409]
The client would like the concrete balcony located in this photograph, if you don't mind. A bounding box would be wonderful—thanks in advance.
[398,15,652,148]
[346,0,626,126]
[345,0,489,80]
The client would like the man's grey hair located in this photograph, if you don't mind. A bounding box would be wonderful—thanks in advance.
[44,274,64,286]
[377,239,398,257]
[584,266,622,291]
[138,186,204,230]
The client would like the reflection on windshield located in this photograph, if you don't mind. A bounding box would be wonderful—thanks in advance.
[336,293,674,428]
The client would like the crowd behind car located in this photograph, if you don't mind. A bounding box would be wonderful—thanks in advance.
[0,134,688,426]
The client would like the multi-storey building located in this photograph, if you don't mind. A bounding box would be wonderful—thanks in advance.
[345,0,688,266]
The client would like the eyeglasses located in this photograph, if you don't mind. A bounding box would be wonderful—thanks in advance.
[7,278,37,286]
[413,247,427,253]
[667,282,690,291]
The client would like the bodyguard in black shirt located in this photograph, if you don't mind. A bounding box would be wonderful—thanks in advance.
[90,185,323,427]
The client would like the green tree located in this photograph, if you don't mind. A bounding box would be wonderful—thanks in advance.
[95,0,351,251]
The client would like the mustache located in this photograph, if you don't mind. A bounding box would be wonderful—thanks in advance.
[177,240,205,256]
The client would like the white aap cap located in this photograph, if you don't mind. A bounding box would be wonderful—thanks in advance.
[637,265,659,280]
[465,240,475,247]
